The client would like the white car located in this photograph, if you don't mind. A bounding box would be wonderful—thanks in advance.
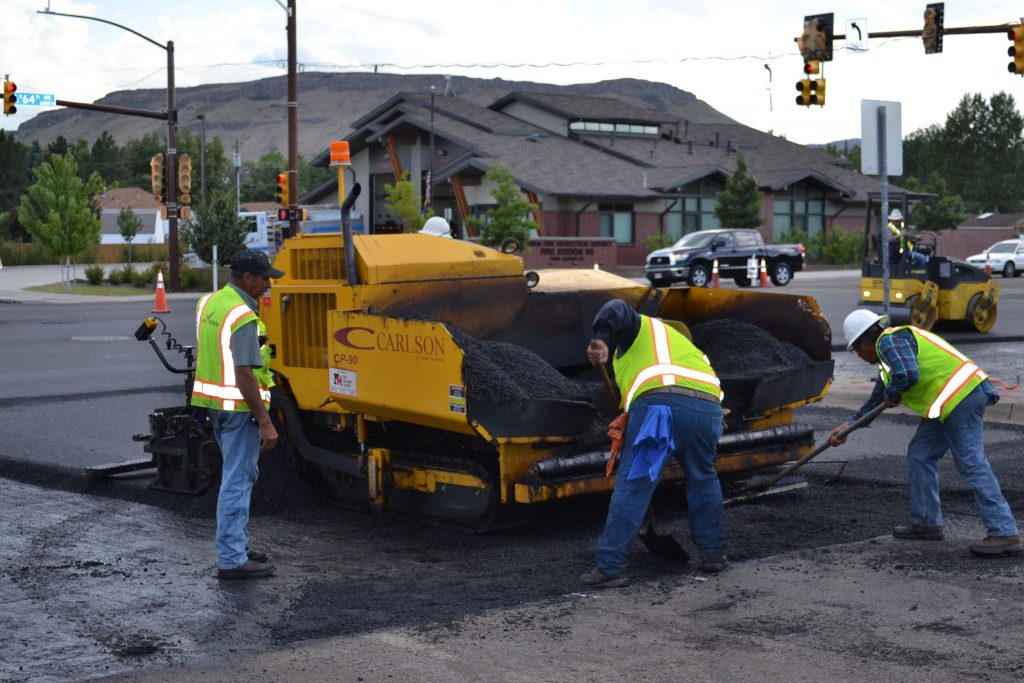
[966,239,1024,278]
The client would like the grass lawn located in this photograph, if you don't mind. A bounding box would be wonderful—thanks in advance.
[26,282,154,296]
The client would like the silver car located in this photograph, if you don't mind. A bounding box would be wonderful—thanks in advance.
[966,239,1024,278]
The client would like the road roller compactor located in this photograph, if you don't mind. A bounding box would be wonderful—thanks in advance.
[249,221,834,529]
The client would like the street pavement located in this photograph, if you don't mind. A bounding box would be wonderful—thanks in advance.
[1,264,1021,426]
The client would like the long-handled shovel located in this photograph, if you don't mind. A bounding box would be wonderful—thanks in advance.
[729,403,887,503]
[595,356,690,561]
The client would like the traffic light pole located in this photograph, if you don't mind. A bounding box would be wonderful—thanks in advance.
[38,9,181,291]
[286,0,299,239]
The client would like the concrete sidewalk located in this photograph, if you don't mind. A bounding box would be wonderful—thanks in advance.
[0,264,202,305]
[821,376,1024,426]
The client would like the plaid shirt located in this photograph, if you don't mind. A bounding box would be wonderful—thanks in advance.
[851,327,998,422]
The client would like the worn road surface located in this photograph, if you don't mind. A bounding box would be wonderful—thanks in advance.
[2,407,1023,683]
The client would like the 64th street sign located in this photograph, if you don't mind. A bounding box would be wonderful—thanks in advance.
[15,92,56,107]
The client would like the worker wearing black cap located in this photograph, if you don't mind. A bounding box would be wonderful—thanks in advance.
[192,249,285,579]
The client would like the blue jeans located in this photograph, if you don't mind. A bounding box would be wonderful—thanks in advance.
[907,385,1018,537]
[210,409,261,569]
[595,393,724,576]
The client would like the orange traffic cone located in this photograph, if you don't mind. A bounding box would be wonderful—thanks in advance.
[758,257,770,287]
[152,269,171,313]
[984,252,992,276]
[710,258,720,288]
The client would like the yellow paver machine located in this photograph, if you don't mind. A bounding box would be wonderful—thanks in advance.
[250,189,835,529]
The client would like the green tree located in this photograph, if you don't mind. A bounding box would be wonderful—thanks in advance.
[185,193,249,266]
[299,155,334,197]
[117,206,143,263]
[85,132,123,184]
[0,131,29,240]
[119,132,165,188]
[17,153,103,289]
[714,152,762,227]
[240,150,287,203]
[475,164,537,248]
[384,171,430,229]
[909,172,966,231]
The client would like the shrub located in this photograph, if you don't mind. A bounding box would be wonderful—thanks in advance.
[84,264,106,285]
[108,264,135,285]
[179,265,201,291]
[644,233,676,253]
[813,228,864,265]
[130,269,152,287]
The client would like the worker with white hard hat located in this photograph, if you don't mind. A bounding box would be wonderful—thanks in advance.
[830,309,1020,557]
[419,216,453,238]
[886,208,927,267]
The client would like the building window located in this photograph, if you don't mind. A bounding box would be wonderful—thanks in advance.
[569,121,660,136]
[664,179,723,241]
[599,203,634,243]
[772,184,825,240]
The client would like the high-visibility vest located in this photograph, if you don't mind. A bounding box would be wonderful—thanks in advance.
[191,286,272,412]
[877,326,987,421]
[612,315,723,412]
[887,222,908,254]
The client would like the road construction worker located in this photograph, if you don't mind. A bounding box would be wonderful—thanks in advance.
[419,216,453,238]
[829,309,1020,556]
[191,249,285,580]
[887,209,927,267]
[581,299,726,588]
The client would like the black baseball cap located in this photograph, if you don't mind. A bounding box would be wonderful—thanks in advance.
[229,249,285,279]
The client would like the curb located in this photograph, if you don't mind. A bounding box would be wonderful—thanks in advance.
[820,384,1024,427]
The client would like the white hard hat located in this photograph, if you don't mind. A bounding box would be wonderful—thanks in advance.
[419,216,452,238]
[888,208,903,221]
[843,309,886,351]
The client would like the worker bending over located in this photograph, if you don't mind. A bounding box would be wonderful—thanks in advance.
[581,299,726,588]
[192,249,285,579]
[830,310,1020,556]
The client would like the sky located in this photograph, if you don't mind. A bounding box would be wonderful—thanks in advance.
[3,0,1024,145]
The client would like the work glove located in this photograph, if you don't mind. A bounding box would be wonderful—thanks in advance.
[605,411,627,478]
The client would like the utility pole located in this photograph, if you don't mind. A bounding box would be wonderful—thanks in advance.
[196,114,206,206]
[286,0,298,238]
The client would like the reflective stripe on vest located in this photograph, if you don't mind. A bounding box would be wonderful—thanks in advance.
[617,316,722,411]
[191,287,270,412]
[877,326,986,420]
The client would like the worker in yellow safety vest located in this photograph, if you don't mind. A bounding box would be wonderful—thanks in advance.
[830,310,1020,556]
[192,249,285,580]
[579,299,726,588]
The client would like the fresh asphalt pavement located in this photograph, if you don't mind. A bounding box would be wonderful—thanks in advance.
[1,266,1023,682]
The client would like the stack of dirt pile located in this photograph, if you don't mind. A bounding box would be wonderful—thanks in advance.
[449,328,610,417]
[690,319,815,377]
[690,318,822,413]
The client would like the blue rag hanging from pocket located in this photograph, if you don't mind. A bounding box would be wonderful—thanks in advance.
[626,405,675,482]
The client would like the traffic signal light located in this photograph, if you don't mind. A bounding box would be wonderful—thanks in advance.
[150,153,165,204]
[1009,23,1024,74]
[276,172,289,206]
[2,79,17,116]
[922,3,944,54]
[812,78,826,107]
[178,154,192,204]
[795,79,811,106]
[795,79,825,107]
[803,61,820,75]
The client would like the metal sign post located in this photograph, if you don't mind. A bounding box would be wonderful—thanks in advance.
[861,100,903,323]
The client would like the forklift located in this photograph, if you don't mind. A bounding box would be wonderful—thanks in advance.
[858,194,998,332]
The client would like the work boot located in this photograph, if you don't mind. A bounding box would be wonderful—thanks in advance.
[217,559,276,580]
[968,535,1023,557]
[247,548,268,563]
[892,524,944,541]
[579,568,629,588]
[699,556,728,574]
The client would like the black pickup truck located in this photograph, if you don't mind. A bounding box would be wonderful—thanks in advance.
[644,228,805,287]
